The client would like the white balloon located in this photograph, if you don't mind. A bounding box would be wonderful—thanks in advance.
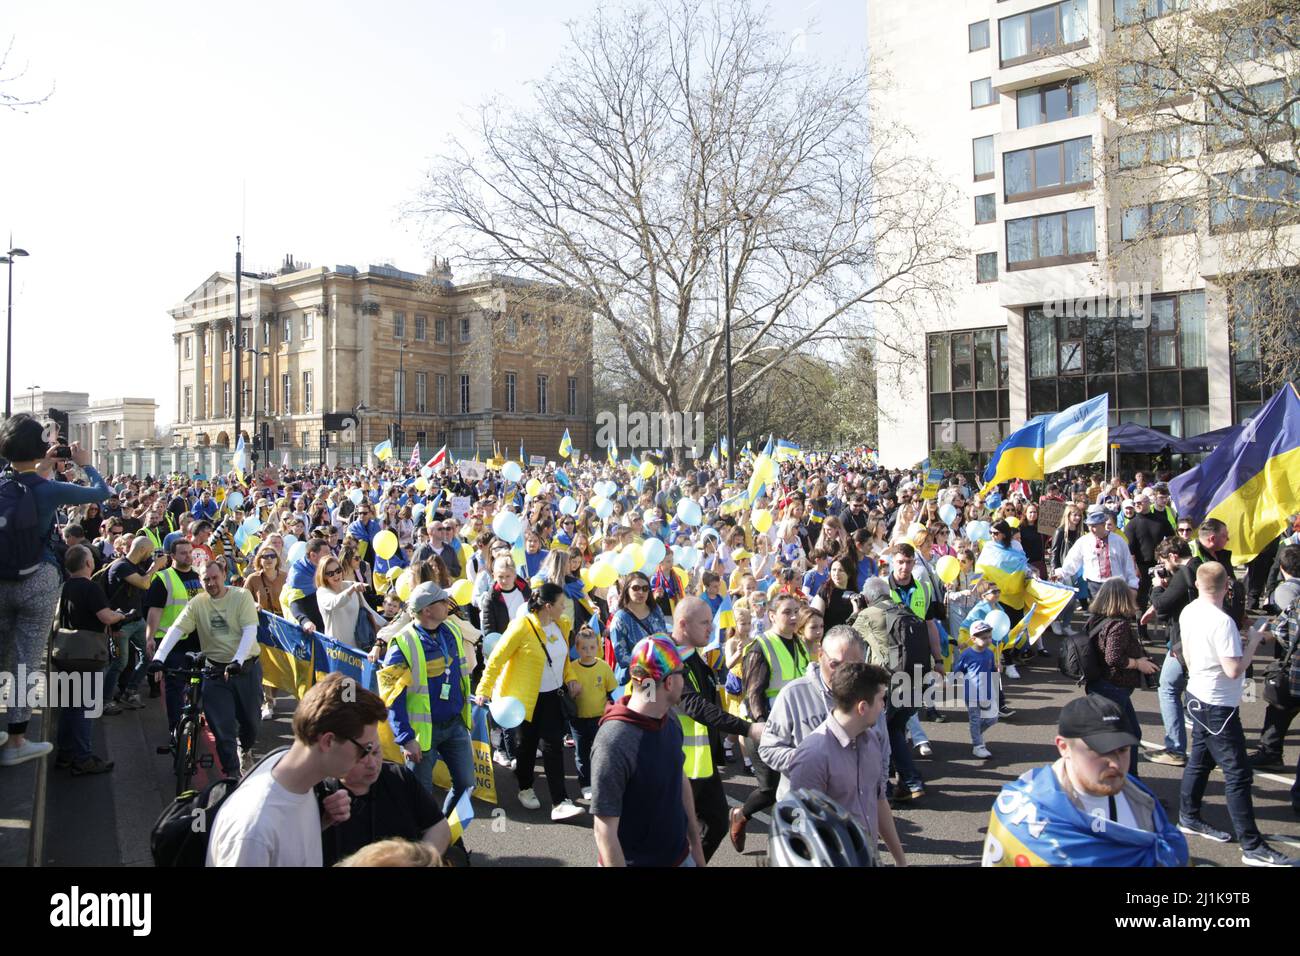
[502,461,523,484]
[642,538,666,566]
[492,511,523,543]
[559,496,578,516]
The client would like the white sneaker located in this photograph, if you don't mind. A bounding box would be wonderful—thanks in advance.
[973,744,992,759]
[550,799,584,821]
[493,750,513,768]
[1004,664,1020,679]
[581,785,593,801]
[1050,620,1065,635]
[917,742,933,758]
[238,747,255,776]
[518,787,541,810]
[260,703,275,721]
[0,740,53,767]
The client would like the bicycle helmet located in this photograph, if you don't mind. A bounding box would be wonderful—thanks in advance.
[767,789,878,867]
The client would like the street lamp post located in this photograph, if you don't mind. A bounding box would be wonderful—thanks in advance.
[1,243,31,419]
[396,344,406,463]
[27,384,38,415]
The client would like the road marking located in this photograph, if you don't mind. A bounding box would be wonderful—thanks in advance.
[0,818,31,829]
[1142,739,1295,787]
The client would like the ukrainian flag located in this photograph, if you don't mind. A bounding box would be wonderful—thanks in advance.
[559,428,573,459]
[974,539,1030,609]
[720,435,729,460]
[373,439,393,462]
[608,440,618,467]
[773,438,801,462]
[709,443,720,468]
[1169,383,1300,562]
[982,395,1107,493]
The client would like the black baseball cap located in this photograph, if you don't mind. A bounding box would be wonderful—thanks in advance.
[1058,695,1139,754]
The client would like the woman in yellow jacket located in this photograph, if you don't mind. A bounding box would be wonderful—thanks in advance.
[472,582,583,820]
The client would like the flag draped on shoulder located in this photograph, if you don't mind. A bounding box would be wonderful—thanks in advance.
[1169,383,1300,562]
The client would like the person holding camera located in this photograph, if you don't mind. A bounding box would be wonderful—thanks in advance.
[104,536,167,711]
[0,416,111,769]
[148,558,263,778]
[1248,545,1300,785]
[1146,538,1194,767]
[1082,579,1158,779]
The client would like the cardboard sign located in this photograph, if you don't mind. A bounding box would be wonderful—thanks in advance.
[921,467,944,501]
[529,455,546,467]
[1037,498,1067,535]
[458,460,487,481]
[451,495,472,521]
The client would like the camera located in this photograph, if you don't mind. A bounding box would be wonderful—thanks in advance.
[51,445,73,460]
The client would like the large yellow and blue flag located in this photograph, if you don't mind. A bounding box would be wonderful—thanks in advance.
[974,539,1030,610]
[981,395,1107,493]
[1007,579,1076,647]
[1169,383,1300,562]
[709,444,720,468]
[773,438,801,462]
[372,439,393,462]
[558,428,573,459]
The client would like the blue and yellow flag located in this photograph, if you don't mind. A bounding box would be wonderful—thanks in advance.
[982,395,1107,493]
[720,435,729,460]
[983,765,1187,867]
[709,443,720,468]
[559,428,573,459]
[773,438,801,462]
[232,434,247,484]
[608,440,618,467]
[519,439,525,464]
[1007,579,1076,647]
[974,540,1029,610]
[1169,383,1300,563]
[373,439,393,462]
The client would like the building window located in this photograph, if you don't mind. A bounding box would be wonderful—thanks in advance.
[568,376,578,416]
[975,194,997,224]
[202,385,209,419]
[1120,198,1195,241]
[505,372,517,413]
[1207,78,1300,152]
[969,19,990,51]
[302,371,313,413]
[281,429,290,448]
[415,431,427,449]
[183,386,193,422]
[977,253,999,283]
[183,336,192,360]
[1230,276,1300,424]
[436,374,447,414]
[414,314,427,341]
[394,369,405,413]
[394,312,406,339]
[263,376,271,414]
[282,320,292,345]
[926,328,1010,461]
[1003,136,1092,202]
[416,372,427,413]
[459,317,471,342]
[1210,165,1300,233]
[973,135,995,181]
[1114,0,1187,27]
[303,313,314,340]
[1017,76,1096,128]
[240,329,250,349]
[452,426,474,450]
[1224,14,1294,62]
[971,78,994,109]
[1006,207,1096,270]
[282,373,292,413]
[241,381,251,416]
[435,317,447,343]
[223,382,231,417]
[999,0,1088,67]
[505,316,519,342]
[537,374,549,414]
[1117,124,1199,170]
[302,430,311,450]
[460,375,470,414]
[1024,292,1209,435]
[1117,63,1184,112]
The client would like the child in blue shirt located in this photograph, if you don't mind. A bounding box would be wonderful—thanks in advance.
[953,620,999,759]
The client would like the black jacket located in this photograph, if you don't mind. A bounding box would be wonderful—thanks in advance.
[678,650,751,769]
[1126,511,1174,565]
[1151,545,1245,641]
[482,579,531,637]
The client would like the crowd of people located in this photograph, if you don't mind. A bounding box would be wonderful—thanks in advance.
[1,410,1297,867]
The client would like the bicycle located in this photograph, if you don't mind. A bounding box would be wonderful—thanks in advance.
[154,651,223,796]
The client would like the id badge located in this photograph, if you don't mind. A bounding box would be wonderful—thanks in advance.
[439,682,451,701]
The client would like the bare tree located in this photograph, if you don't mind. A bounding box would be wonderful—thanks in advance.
[412,0,964,449]
[1087,0,1300,389]
[1,36,53,111]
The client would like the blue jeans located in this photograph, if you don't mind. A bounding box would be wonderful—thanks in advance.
[967,705,997,747]
[571,716,600,787]
[906,713,929,746]
[886,706,923,791]
[411,715,475,815]
[1084,679,1142,778]
[1157,653,1187,756]
[1179,696,1263,851]
[115,619,148,695]
[56,705,93,762]
[201,658,263,778]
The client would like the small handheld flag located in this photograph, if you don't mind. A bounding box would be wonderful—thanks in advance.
[559,428,573,459]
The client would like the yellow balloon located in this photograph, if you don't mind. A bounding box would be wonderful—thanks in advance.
[397,574,413,602]
[387,565,406,581]
[625,543,645,568]
[240,534,261,555]
[1006,516,1021,528]
[639,460,656,478]
[751,508,773,533]
[415,477,429,492]
[526,478,542,497]
[589,560,618,589]
[579,566,591,589]
[935,555,960,585]
[373,529,399,560]
[450,578,474,605]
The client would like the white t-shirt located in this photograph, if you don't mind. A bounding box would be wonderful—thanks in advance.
[1178,598,1245,707]
[206,751,323,867]
[1073,789,1139,832]
[537,622,567,693]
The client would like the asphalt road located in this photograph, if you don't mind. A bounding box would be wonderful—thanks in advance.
[39,628,1300,868]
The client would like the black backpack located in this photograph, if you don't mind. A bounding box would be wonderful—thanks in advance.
[151,746,288,867]
[1058,619,1107,685]
[881,600,932,677]
[0,470,47,580]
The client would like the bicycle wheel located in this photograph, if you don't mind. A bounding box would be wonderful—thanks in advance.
[174,718,197,796]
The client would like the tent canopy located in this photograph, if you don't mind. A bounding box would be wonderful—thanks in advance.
[1179,424,1242,453]
[1109,422,1188,453]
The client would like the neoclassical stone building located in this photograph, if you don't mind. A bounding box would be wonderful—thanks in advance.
[170,256,594,469]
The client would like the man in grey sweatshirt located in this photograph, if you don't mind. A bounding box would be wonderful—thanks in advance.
[760,625,890,798]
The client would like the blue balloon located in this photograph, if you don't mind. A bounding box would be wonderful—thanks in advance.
[559,495,578,516]
[502,461,523,484]
[490,696,526,730]
[482,632,503,659]
[939,503,958,527]
[676,499,703,526]
[985,608,1011,645]
[492,511,523,543]
[595,497,614,520]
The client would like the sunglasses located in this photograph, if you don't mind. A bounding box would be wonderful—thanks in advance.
[325,567,343,577]
[346,736,382,760]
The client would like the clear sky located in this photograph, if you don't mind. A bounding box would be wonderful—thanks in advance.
[2,1,866,424]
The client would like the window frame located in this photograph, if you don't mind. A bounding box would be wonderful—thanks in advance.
[973,135,996,182]
[460,374,471,414]
[1003,135,1094,203]
[568,376,578,416]
[975,193,997,224]
[999,0,1090,68]
[537,374,549,414]
[1005,207,1097,270]
[302,371,313,414]
[1016,76,1096,129]
[505,371,517,413]
[969,19,990,51]
[971,77,995,109]
[393,312,406,340]
[414,313,427,342]
[976,252,999,283]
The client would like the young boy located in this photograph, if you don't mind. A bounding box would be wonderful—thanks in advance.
[564,626,616,802]
[701,572,724,615]
[802,549,831,599]
[953,621,999,759]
